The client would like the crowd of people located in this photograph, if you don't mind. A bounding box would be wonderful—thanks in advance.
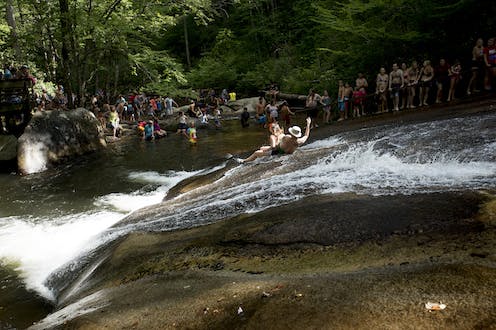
[254,37,496,129]
[3,37,494,143]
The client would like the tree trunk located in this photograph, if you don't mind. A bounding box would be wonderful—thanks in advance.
[113,63,119,99]
[6,0,22,62]
[184,15,191,70]
[59,0,74,109]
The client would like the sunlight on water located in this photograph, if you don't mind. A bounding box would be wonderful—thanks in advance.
[0,170,197,300]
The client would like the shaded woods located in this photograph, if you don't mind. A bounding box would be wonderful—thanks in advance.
[1,0,495,104]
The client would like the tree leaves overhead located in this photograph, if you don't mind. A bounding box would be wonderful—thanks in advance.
[0,0,494,100]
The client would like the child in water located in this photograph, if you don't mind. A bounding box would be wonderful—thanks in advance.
[186,121,197,144]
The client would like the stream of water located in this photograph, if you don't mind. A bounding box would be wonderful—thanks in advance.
[1,112,495,328]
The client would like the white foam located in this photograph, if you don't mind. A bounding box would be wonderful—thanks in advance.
[0,212,121,300]
[0,170,200,300]
[95,170,198,212]
[19,140,48,174]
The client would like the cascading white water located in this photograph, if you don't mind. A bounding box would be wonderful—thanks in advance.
[0,170,198,301]
[0,112,495,301]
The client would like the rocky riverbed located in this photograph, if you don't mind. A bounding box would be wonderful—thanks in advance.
[22,95,496,329]
[32,191,496,329]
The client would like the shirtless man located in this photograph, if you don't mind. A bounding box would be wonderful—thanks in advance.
[256,96,267,127]
[241,118,312,163]
[389,63,404,111]
[375,67,389,113]
[343,83,353,119]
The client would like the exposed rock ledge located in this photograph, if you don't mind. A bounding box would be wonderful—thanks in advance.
[17,108,106,175]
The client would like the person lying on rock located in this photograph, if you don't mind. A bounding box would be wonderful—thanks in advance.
[241,117,311,163]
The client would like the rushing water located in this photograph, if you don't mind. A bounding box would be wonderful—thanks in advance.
[1,112,496,327]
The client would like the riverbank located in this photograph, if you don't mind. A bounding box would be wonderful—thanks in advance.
[26,96,496,329]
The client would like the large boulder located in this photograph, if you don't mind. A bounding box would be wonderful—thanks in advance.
[17,108,106,175]
[0,134,17,161]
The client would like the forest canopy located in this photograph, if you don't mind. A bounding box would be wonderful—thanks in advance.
[1,0,495,105]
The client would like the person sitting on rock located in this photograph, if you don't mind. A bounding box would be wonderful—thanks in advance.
[153,119,167,138]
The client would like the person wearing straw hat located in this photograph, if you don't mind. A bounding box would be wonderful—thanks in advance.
[241,117,312,163]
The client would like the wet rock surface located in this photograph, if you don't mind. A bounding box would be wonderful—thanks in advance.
[30,97,496,329]
[38,190,496,329]
[17,108,106,174]
[0,135,17,161]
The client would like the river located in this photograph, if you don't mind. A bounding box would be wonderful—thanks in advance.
[1,110,496,328]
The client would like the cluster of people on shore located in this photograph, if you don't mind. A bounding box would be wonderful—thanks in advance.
[1,64,36,83]
[259,37,496,128]
[357,38,493,119]
[90,87,233,141]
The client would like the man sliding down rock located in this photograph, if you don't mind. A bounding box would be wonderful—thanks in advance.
[241,117,312,163]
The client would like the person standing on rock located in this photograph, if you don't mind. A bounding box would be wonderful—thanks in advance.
[165,95,179,117]
[241,117,312,163]
[337,80,346,120]
[306,89,321,129]
[256,96,267,127]
[109,106,120,138]
[280,101,295,128]
[389,63,404,111]
[484,37,496,91]
[467,38,484,95]
[376,68,389,113]
[419,60,434,106]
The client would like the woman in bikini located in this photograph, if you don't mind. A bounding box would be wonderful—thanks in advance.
[419,60,434,106]
[467,38,484,95]
[447,60,462,102]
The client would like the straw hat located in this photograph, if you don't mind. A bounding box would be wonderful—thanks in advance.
[288,126,302,138]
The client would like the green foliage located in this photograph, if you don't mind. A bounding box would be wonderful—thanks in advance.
[0,0,494,102]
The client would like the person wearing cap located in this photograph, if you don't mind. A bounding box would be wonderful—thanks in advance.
[241,117,312,163]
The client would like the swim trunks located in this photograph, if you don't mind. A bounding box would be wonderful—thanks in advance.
[391,83,401,96]
[271,146,285,156]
